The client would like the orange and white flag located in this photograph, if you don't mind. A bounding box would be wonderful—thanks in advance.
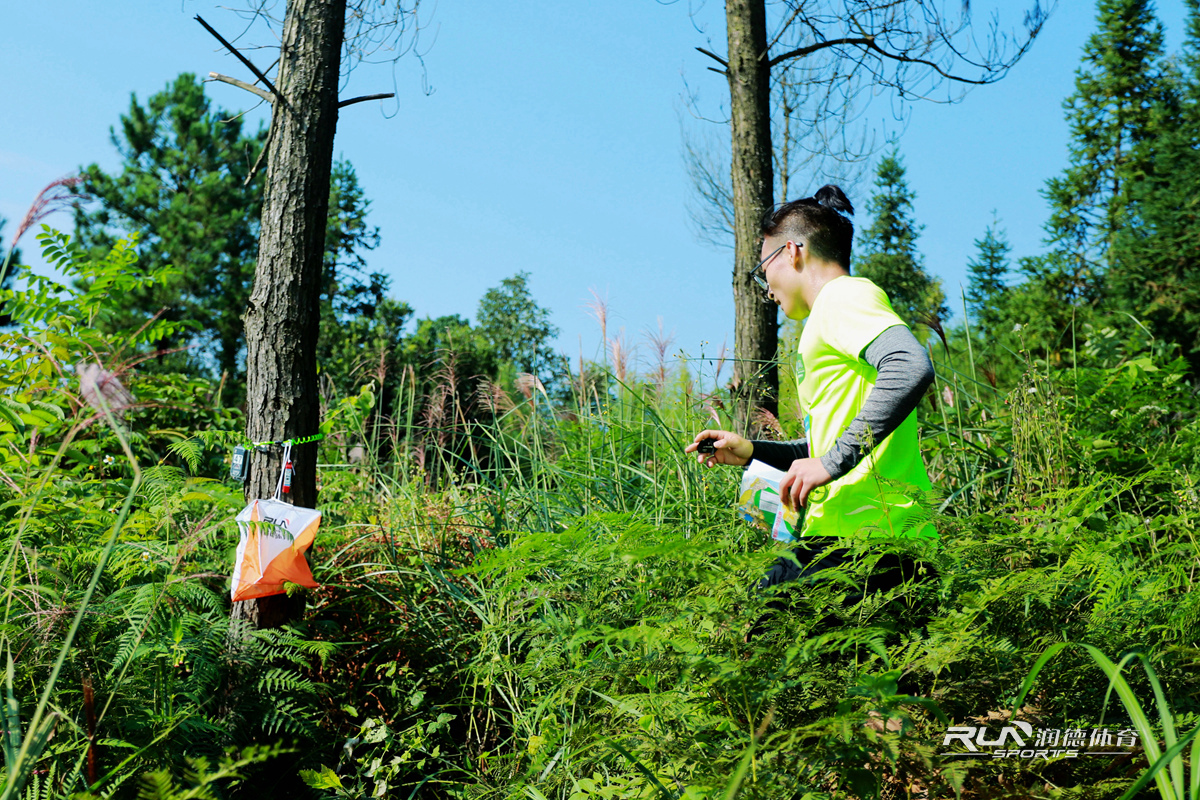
[231,498,320,601]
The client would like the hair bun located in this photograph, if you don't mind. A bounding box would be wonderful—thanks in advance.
[814,185,854,216]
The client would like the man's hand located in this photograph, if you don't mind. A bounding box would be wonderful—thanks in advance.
[685,429,753,467]
[778,457,832,510]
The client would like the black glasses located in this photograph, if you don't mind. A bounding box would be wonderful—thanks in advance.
[750,244,784,292]
[750,241,800,294]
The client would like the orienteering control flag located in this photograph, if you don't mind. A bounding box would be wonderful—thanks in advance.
[231,497,320,601]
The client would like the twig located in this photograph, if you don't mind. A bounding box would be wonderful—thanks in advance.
[862,37,998,85]
[337,93,396,108]
[695,46,728,68]
[195,14,288,108]
[221,96,267,124]
[769,34,1002,85]
[206,72,274,104]
[765,6,805,54]
[245,114,276,187]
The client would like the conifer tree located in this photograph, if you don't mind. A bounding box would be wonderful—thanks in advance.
[74,74,264,378]
[856,148,948,328]
[1042,0,1169,289]
[75,74,384,382]
[965,215,1012,336]
[1111,0,1200,372]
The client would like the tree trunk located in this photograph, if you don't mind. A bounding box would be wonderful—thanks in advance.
[234,0,346,630]
[725,0,778,431]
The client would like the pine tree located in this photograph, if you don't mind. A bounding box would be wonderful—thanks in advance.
[1110,0,1200,372]
[75,74,384,381]
[1042,0,1169,287]
[965,215,1011,336]
[74,74,265,378]
[997,0,1172,363]
[322,160,387,320]
[856,148,948,328]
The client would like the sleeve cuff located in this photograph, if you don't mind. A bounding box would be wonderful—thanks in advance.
[749,439,808,471]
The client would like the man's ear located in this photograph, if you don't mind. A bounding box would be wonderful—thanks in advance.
[790,240,806,271]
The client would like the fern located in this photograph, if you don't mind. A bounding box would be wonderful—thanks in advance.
[104,583,161,679]
[18,760,56,800]
[142,466,187,508]
[62,745,292,800]
[166,440,204,476]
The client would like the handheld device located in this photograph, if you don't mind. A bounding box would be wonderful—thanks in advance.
[230,446,248,482]
[697,438,717,454]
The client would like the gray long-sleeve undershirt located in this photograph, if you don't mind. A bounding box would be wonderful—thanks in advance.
[750,324,934,479]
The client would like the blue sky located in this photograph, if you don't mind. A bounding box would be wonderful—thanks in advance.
[0,1,1190,373]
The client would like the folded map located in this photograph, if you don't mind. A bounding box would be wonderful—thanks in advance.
[737,460,802,543]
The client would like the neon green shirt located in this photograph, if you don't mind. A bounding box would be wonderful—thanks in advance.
[795,276,936,539]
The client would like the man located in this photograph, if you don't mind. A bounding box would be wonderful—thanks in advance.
[686,186,937,625]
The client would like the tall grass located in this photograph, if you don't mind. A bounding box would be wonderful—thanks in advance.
[0,234,329,796]
[307,309,1200,799]
[5,239,1200,797]
[1016,645,1200,800]
[1,398,141,799]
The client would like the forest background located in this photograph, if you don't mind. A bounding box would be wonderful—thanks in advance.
[3,0,1200,799]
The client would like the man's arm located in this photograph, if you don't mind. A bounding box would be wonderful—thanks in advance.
[746,439,809,472]
[819,324,934,479]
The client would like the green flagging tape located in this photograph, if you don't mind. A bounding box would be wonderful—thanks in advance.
[284,433,325,446]
[250,433,325,448]
[246,402,350,449]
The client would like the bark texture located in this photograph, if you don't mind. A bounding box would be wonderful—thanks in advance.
[725,0,778,429]
[234,0,346,629]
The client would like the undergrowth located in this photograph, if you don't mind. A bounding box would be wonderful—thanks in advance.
[2,232,1199,799]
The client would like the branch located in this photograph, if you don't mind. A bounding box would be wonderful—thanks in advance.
[695,47,729,68]
[769,33,1008,86]
[244,115,276,187]
[765,5,805,54]
[861,37,998,86]
[206,72,274,104]
[768,37,876,68]
[337,93,396,108]
[195,15,288,108]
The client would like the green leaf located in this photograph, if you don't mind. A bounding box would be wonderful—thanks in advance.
[0,398,28,434]
[1114,723,1200,800]
[2,649,60,800]
[722,741,755,800]
[300,765,344,789]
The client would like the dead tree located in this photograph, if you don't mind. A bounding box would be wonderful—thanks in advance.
[199,0,420,629]
[691,0,1052,429]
